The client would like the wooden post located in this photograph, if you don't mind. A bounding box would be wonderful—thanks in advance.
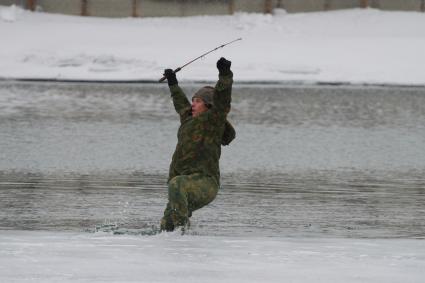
[324,0,331,11]
[277,0,283,9]
[228,0,235,15]
[360,0,369,8]
[264,0,273,14]
[370,0,380,9]
[132,0,140,17]
[81,0,88,16]
[27,0,36,11]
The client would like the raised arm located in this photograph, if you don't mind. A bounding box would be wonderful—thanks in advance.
[213,58,233,115]
[163,69,191,122]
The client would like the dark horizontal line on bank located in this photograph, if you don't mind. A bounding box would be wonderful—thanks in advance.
[1,77,425,89]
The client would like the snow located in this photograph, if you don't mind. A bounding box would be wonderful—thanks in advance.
[0,231,424,283]
[1,6,425,282]
[1,5,425,85]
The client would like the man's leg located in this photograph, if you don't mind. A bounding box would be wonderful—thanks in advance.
[186,174,219,216]
[161,175,189,231]
[160,173,218,231]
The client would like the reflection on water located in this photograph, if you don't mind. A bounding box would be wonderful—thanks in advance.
[0,81,424,237]
[1,82,424,127]
[0,171,424,238]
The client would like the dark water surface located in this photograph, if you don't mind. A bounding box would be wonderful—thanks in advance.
[0,81,424,238]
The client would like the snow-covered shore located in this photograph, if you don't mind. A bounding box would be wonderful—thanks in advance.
[1,5,425,86]
[1,231,424,283]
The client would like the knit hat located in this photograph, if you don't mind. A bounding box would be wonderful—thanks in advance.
[192,86,215,107]
[192,86,236,146]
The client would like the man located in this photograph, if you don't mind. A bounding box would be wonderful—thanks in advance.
[160,57,235,232]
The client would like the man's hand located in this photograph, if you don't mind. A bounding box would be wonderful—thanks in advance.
[217,57,231,75]
[163,69,178,86]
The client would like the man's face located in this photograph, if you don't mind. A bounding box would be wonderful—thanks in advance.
[191,97,208,117]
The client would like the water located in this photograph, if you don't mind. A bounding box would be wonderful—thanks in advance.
[0,81,424,238]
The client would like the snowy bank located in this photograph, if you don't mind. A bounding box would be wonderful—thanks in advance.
[1,6,425,86]
[0,231,424,283]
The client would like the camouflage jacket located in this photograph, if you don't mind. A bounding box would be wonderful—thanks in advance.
[168,71,233,185]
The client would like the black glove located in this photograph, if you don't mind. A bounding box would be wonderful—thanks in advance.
[217,57,231,75]
[163,69,178,86]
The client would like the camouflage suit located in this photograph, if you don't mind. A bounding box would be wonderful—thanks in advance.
[161,70,234,231]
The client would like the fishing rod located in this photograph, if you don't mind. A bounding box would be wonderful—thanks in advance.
[158,38,242,82]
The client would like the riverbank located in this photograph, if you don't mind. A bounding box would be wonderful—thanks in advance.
[1,6,425,86]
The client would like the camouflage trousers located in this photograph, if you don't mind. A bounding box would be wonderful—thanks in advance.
[160,173,219,232]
